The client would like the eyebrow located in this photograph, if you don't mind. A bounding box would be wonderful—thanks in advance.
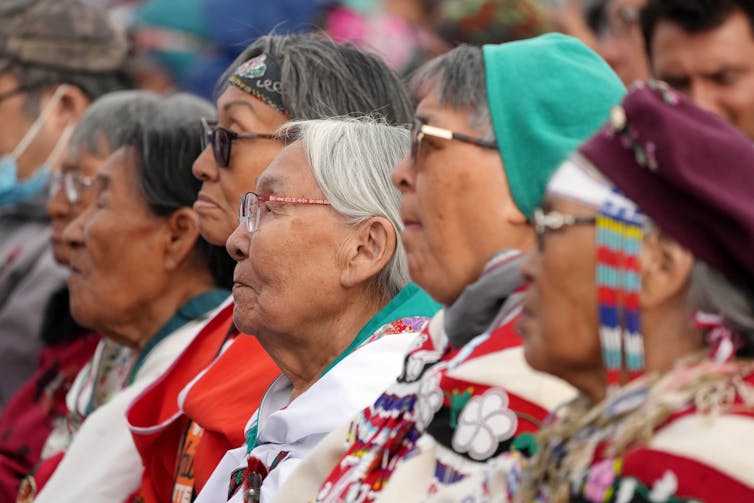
[256,173,287,194]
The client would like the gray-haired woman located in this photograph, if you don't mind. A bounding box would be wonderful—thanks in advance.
[195,118,440,503]
[30,91,236,502]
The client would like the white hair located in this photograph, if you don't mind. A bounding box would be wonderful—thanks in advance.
[280,117,410,298]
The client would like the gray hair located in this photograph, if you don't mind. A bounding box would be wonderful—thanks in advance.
[280,117,410,299]
[688,261,754,357]
[68,90,166,157]
[216,33,413,126]
[408,44,494,139]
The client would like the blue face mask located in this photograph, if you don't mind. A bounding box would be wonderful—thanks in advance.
[0,85,70,210]
[0,155,51,208]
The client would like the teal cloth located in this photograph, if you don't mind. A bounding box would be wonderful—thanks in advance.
[127,288,229,384]
[245,282,440,453]
[483,33,626,220]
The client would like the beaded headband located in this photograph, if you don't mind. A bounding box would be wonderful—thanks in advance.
[228,53,288,116]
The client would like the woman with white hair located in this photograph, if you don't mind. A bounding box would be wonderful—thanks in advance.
[196,117,440,503]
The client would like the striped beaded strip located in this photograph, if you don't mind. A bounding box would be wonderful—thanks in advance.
[597,200,646,389]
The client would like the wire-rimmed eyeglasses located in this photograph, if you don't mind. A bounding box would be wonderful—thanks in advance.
[49,171,95,205]
[410,118,498,164]
[533,207,596,251]
[238,191,331,232]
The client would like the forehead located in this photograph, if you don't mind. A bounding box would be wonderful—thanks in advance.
[256,141,318,194]
[216,85,288,129]
[415,86,475,131]
[61,146,109,176]
[652,12,754,72]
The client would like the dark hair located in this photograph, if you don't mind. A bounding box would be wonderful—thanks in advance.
[641,0,754,59]
[6,62,133,118]
[408,44,493,137]
[125,93,235,289]
[216,33,413,126]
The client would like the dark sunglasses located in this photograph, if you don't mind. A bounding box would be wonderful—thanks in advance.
[200,118,279,167]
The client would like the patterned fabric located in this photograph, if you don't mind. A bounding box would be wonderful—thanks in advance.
[239,317,430,491]
[450,357,754,502]
[228,53,287,115]
[306,252,574,502]
[41,338,137,460]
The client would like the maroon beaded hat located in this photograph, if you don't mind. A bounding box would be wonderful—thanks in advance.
[578,80,754,287]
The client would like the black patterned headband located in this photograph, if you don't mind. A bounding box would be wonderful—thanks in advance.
[228,53,288,116]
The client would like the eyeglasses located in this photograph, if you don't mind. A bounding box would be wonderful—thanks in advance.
[200,118,279,167]
[410,119,498,164]
[533,207,596,251]
[49,171,95,205]
[238,191,331,232]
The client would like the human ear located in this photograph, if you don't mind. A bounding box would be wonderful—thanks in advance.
[163,207,202,271]
[46,84,90,131]
[340,216,396,289]
[640,229,694,309]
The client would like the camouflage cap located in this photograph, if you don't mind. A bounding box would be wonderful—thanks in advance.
[0,0,130,74]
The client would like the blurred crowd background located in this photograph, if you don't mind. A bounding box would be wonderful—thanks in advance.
[86,0,639,100]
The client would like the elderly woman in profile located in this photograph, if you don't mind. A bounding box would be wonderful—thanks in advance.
[29,92,236,502]
[196,117,439,503]
[450,83,754,502]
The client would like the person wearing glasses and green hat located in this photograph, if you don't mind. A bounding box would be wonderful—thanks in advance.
[271,33,626,502]
[126,33,440,503]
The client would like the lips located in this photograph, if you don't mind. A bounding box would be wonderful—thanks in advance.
[400,201,421,230]
[193,192,221,212]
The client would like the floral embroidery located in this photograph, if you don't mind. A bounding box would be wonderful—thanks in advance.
[401,339,445,382]
[452,389,517,461]
[415,370,443,430]
[446,388,473,428]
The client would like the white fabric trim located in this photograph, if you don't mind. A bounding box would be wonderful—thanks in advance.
[649,413,754,486]
[547,156,638,214]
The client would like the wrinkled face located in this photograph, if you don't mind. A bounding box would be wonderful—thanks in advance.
[192,85,288,246]
[0,72,58,179]
[597,0,650,85]
[651,10,754,140]
[47,145,109,264]
[518,195,602,382]
[226,143,350,339]
[64,147,170,338]
[390,86,517,305]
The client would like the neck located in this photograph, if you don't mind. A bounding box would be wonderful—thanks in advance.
[103,267,217,352]
[642,299,704,373]
[258,291,387,401]
[581,300,703,404]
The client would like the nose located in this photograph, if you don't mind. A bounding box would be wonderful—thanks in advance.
[391,153,415,193]
[226,224,250,263]
[192,146,219,182]
[62,208,88,250]
[47,181,70,221]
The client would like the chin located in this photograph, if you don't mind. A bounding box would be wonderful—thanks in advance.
[198,219,233,247]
